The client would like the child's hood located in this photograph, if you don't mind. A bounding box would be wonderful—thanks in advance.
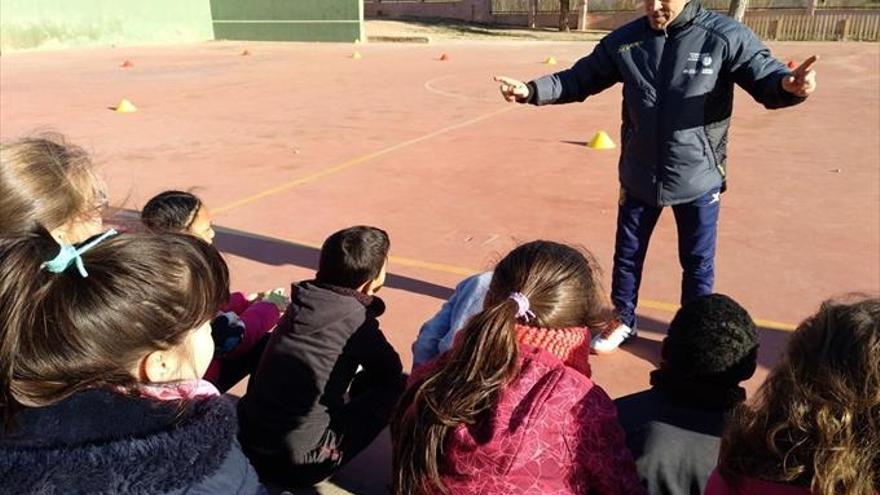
[289,280,385,332]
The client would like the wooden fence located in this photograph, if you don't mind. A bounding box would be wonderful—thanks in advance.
[368,0,880,40]
[490,0,579,13]
[490,0,880,12]
[746,12,880,39]
[365,0,463,3]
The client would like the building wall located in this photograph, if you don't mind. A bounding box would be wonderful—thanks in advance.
[365,0,880,31]
[366,0,496,23]
[0,0,364,52]
[365,0,591,28]
[210,0,364,43]
[0,0,214,51]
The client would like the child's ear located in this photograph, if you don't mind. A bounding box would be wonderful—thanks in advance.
[362,277,385,296]
[357,281,372,296]
[140,349,183,383]
[363,260,388,296]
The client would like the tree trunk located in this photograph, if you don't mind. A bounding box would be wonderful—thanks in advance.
[559,0,571,31]
[528,0,537,28]
[728,0,748,22]
[577,0,589,31]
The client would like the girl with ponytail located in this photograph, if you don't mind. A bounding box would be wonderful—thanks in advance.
[392,240,645,495]
[0,230,264,494]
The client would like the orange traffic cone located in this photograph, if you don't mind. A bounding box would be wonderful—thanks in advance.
[440,53,450,61]
[120,59,134,68]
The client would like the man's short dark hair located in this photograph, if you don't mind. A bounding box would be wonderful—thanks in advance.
[316,226,390,289]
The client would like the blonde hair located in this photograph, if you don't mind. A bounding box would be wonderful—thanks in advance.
[0,133,105,235]
[720,295,880,494]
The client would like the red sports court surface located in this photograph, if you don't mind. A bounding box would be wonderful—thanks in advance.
[1,40,878,401]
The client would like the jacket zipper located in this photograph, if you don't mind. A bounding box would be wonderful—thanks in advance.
[655,30,671,206]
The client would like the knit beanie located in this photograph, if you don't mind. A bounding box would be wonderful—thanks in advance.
[661,294,758,381]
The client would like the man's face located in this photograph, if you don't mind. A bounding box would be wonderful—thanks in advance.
[644,0,688,30]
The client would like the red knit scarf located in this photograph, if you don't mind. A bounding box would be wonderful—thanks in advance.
[515,324,592,377]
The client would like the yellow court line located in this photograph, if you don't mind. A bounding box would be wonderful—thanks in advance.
[750,319,797,331]
[247,232,797,332]
[398,261,797,331]
[209,104,797,331]
[637,299,796,331]
[213,105,516,215]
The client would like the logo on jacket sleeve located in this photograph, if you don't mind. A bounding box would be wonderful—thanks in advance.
[618,41,644,53]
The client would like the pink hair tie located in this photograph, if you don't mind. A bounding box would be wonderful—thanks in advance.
[509,292,536,323]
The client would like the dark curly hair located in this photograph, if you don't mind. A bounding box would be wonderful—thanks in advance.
[650,294,758,409]
[662,293,758,377]
[719,295,880,495]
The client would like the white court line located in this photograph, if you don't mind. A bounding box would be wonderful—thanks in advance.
[214,105,515,214]
[424,74,499,102]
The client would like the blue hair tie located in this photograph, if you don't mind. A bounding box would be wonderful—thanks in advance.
[42,229,119,277]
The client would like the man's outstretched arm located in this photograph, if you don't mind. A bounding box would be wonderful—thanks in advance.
[495,39,621,106]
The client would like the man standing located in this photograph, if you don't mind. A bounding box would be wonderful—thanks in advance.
[496,0,816,353]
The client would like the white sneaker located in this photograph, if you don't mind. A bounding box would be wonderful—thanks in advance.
[590,322,637,354]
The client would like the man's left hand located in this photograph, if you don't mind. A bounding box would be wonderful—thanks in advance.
[782,55,818,97]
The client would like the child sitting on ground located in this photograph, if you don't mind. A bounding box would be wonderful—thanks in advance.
[0,230,263,494]
[238,225,405,488]
[411,271,493,370]
[392,240,644,495]
[141,190,287,391]
[615,293,759,495]
[1,133,107,243]
[708,296,879,495]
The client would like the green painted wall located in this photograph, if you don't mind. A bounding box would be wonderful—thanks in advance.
[0,0,363,51]
[210,0,363,43]
[0,0,215,51]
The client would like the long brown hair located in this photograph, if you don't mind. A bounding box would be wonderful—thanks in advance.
[392,240,610,495]
[719,295,880,494]
[0,230,229,420]
[0,133,105,235]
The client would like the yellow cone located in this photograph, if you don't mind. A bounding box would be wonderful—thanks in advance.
[352,50,362,59]
[587,131,615,150]
[545,56,557,65]
[115,99,138,113]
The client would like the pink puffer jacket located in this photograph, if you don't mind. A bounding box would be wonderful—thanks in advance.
[404,344,646,495]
